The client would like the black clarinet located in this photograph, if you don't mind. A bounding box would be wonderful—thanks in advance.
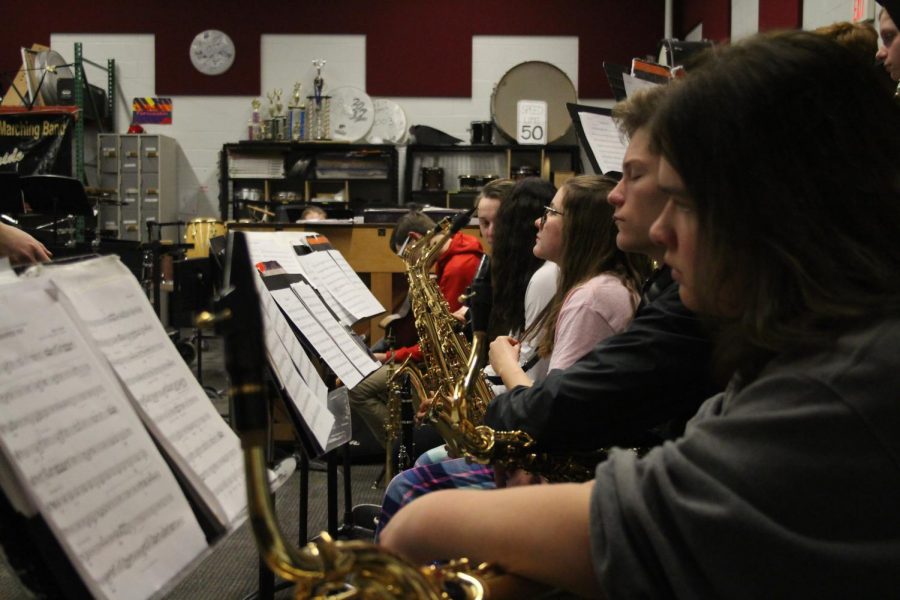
[396,373,415,471]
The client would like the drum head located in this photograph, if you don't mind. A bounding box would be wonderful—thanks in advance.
[329,86,375,142]
[491,61,577,144]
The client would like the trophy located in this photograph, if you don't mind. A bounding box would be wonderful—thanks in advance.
[288,82,306,141]
[249,98,261,140]
[266,88,286,140]
[307,59,331,141]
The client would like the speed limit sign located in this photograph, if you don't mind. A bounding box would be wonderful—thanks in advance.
[517,100,548,145]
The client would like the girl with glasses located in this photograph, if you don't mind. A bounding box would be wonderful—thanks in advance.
[489,175,650,389]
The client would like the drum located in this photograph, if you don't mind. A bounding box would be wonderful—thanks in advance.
[490,61,577,144]
[184,218,226,259]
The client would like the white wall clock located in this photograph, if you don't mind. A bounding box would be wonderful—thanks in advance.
[190,30,235,76]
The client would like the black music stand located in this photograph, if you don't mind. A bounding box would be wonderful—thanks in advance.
[0,172,24,216]
[18,175,92,217]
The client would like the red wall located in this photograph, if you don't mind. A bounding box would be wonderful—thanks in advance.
[0,0,664,99]
[676,0,731,42]
[759,0,803,31]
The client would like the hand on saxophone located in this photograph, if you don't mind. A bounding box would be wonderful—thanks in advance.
[450,305,468,323]
[415,392,438,424]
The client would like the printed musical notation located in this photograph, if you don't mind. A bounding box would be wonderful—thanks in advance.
[298,247,384,322]
[47,256,247,530]
[253,273,334,448]
[0,275,208,600]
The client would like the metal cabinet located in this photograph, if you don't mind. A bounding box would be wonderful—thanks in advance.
[97,134,176,242]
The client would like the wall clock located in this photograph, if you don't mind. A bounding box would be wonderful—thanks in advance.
[189,30,235,76]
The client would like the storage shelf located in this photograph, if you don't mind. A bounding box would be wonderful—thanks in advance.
[404,144,582,205]
[219,142,398,220]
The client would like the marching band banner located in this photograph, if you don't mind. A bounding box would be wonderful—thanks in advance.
[0,108,74,176]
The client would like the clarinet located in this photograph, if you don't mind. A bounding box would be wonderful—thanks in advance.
[396,373,415,471]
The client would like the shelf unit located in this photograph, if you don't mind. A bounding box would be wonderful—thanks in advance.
[404,144,582,206]
[97,134,176,242]
[74,42,116,183]
[219,141,399,220]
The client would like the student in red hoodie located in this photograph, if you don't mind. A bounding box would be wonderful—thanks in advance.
[349,208,483,449]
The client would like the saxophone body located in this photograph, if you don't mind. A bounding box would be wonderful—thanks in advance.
[392,217,494,459]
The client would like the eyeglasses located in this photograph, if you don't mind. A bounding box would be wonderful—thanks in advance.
[540,205,564,227]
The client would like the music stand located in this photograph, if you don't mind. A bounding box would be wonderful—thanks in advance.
[0,172,23,217]
[18,175,93,217]
[566,103,627,177]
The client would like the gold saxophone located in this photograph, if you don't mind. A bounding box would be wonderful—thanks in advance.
[208,231,500,599]
[387,214,495,460]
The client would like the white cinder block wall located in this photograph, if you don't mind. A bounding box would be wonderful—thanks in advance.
[803,0,877,29]
[51,0,878,220]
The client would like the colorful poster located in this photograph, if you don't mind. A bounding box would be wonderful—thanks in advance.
[132,97,172,125]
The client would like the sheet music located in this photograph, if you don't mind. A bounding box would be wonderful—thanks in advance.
[297,247,385,322]
[47,257,246,529]
[244,231,312,274]
[622,72,660,98]
[318,283,358,326]
[578,111,629,174]
[0,277,208,600]
[245,230,385,323]
[323,387,353,453]
[270,284,366,388]
[253,273,334,449]
[293,280,380,380]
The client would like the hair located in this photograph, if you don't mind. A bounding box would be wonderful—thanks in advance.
[390,206,436,253]
[650,30,900,378]
[476,178,516,207]
[489,177,556,340]
[814,21,878,65]
[611,84,670,139]
[525,175,652,358]
[300,206,327,220]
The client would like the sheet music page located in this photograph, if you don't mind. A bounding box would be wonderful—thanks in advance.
[328,249,385,318]
[244,231,310,274]
[317,283,357,326]
[253,273,334,449]
[47,257,246,529]
[323,387,353,453]
[578,111,629,174]
[259,279,328,400]
[296,245,385,322]
[269,285,367,388]
[0,277,208,600]
[292,280,380,382]
[622,72,660,98]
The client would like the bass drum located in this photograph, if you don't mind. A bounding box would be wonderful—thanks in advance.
[491,61,577,144]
